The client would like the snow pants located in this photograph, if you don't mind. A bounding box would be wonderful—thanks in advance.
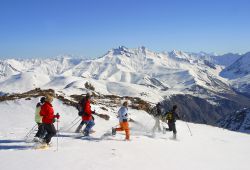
[152,117,162,132]
[43,123,56,144]
[167,121,177,134]
[75,121,85,133]
[116,122,130,140]
[83,120,95,135]
[35,123,45,138]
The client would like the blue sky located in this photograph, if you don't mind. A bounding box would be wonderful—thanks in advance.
[0,0,250,58]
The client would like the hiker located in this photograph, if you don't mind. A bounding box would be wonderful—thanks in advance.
[112,101,130,140]
[39,94,60,145]
[75,93,95,136]
[152,102,163,133]
[74,94,87,133]
[164,105,180,139]
[33,97,46,142]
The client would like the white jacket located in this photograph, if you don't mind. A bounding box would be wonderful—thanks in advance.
[118,106,128,122]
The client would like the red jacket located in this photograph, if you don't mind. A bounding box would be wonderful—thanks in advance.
[82,99,93,121]
[40,102,55,124]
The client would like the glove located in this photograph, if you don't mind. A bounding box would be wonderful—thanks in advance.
[54,113,60,119]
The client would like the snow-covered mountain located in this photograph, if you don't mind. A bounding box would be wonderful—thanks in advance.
[180,51,241,67]
[220,52,250,79]
[0,46,233,96]
[220,52,250,96]
[211,53,241,67]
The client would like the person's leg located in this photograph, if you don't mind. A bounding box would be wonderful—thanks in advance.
[115,123,124,131]
[39,123,46,138]
[75,121,85,133]
[41,123,47,139]
[35,123,42,137]
[172,123,177,139]
[122,122,130,140]
[152,118,158,132]
[83,120,95,135]
[157,119,162,132]
[44,124,56,144]
[166,122,173,131]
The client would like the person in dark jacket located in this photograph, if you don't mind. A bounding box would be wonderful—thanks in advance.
[165,105,180,139]
[40,94,60,145]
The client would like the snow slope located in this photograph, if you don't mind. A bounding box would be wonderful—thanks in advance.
[0,98,250,170]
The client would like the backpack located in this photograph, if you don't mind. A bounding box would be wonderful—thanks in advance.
[76,98,86,116]
[166,111,173,121]
[35,102,43,123]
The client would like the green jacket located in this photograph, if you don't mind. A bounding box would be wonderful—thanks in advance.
[35,103,43,123]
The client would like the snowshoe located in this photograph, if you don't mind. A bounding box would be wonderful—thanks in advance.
[34,143,49,150]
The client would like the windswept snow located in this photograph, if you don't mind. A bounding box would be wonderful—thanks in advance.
[0,98,250,170]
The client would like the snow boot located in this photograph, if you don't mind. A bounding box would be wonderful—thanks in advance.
[33,137,39,142]
[112,127,116,136]
[83,131,89,137]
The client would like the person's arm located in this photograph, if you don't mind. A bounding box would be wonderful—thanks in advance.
[122,107,128,120]
[118,107,122,118]
[175,112,180,120]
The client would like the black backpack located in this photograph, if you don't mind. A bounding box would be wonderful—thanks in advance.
[76,98,86,116]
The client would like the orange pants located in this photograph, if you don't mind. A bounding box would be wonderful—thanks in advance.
[116,122,130,140]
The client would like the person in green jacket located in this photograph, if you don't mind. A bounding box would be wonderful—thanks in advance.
[33,97,46,142]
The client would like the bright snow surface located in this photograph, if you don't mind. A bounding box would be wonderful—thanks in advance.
[0,98,250,170]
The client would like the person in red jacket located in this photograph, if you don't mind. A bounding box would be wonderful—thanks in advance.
[81,93,95,136]
[40,94,60,145]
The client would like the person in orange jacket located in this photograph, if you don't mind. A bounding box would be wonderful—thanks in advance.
[40,94,60,145]
[112,101,130,140]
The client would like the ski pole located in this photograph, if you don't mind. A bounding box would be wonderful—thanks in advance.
[63,117,81,132]
[24,124,37,139]
[69,116,80,125]
[185,122,192,136]
[65,118,82,132]
[56,119,59,152]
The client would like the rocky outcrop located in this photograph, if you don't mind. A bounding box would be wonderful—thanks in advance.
[218,108,250,133]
